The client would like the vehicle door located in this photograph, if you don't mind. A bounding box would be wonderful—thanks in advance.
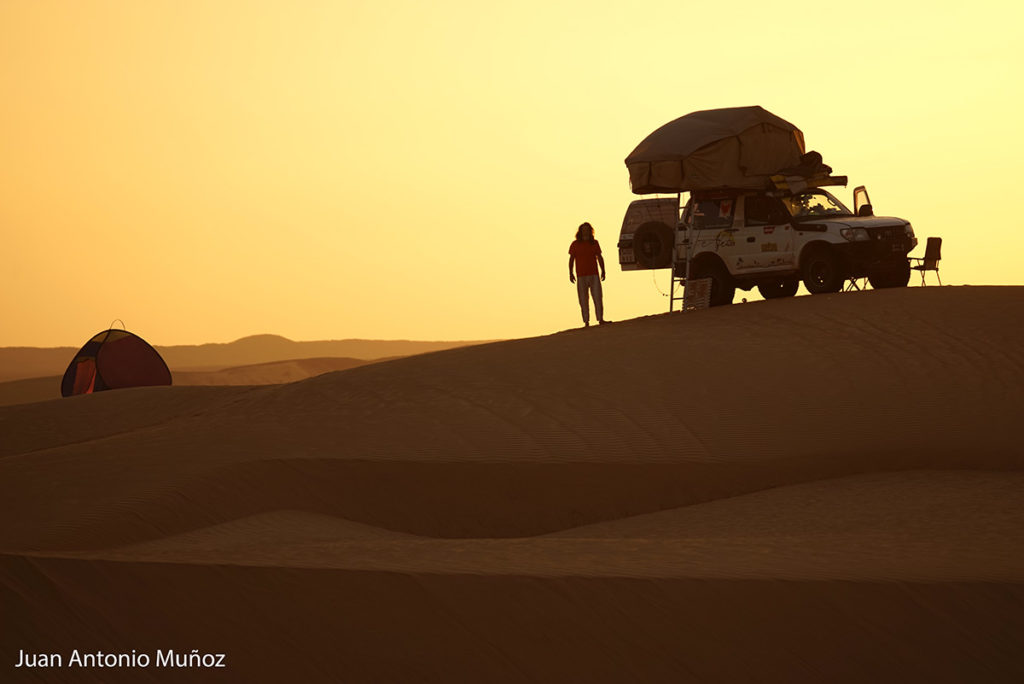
[689,195,740,272]
[741,194,795,272]
[853,185,872,216]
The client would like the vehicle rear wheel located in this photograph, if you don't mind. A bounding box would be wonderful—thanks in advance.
[757,278,799,299]
[801,248,845,294]
[689,260,735,307]
[868,260,911,289]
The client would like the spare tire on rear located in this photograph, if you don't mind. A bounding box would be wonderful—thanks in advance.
[631,221,674,269]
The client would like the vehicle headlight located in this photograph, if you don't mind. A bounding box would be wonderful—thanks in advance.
[840,227,870,242]
[904,223,918,249]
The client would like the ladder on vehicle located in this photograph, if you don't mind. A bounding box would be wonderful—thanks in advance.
[671,274,711,311]
[669,218,710,312]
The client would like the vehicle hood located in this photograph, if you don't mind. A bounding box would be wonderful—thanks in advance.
[805,215,909,229]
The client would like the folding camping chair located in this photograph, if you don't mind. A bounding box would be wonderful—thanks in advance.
[845,276,869,292]
[910,237,942,286]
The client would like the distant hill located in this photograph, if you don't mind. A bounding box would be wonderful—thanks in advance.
[159,335,486,371]
[0,335,494,382]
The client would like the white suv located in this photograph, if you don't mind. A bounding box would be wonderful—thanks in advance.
[618,186,917,306]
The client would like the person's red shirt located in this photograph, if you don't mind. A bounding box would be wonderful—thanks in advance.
[569,239,602,277]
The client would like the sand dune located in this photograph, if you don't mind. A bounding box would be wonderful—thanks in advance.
[0,357,397,408]
[171,356,392,386]
[0,334,488,383]
[159,335,493,372]
[41,471,1024,582]
[3,286,1024,682]
[0,375,63,408]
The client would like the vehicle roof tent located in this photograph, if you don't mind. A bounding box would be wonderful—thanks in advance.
[61,328,172,397]
[625,106,806,194]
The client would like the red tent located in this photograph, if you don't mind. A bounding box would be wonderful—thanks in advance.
[61,328,172,397]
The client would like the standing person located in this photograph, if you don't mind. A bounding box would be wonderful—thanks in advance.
[568,222,607,326]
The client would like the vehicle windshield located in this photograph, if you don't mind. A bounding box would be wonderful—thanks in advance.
[782,190,852,218]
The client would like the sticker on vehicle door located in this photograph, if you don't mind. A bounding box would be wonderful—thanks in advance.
[715,231,735,248]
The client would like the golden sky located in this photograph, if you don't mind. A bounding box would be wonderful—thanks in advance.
[2,0,1021,346]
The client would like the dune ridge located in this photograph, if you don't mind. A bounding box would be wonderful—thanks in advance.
[0,335,490,383]
[0,356,403,408]
[3,286,1023,682]
[2,287,1022,549]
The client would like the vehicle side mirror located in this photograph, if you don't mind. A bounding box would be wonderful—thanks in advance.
[853,185,872,216]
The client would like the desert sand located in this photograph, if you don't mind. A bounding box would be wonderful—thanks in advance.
[0,358,395,407]
[2,286,1024,682]
[0,335,486,383]
[0,331,489,407]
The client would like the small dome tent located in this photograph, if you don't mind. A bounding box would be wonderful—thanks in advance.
[61,327,172,397]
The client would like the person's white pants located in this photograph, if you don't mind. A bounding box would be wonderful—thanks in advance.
[576,275,603,324]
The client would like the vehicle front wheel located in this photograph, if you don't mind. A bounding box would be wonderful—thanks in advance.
[801,248,845,294]
[868,260,911,289]
[757,278,800,299]
[689,261,735,307]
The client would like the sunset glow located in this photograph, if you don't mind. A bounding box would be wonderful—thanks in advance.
[3,0,1021,346]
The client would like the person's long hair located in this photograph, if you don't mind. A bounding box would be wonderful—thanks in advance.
[575,222,595,241]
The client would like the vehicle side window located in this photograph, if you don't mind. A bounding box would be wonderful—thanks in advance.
[745,196,790,226]
[692,198,735,230]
